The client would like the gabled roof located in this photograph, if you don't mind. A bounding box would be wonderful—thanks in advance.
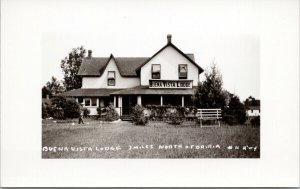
[78,57,109,76]
[77,55,148,77]
[77,41,202,77]
[135,42,204,74]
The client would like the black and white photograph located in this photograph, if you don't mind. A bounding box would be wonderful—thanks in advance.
[1,0,299,187]
[42,33,260,159]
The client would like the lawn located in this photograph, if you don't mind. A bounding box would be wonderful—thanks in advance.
[42,118,260,158]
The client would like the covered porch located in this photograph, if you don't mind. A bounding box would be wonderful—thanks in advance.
[110,86,196,116]
[56,88,122,115]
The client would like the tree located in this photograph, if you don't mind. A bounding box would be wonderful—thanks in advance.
[244,96,260,107]
[194,62,227,109]
[61,46,86,91]
[223,93,247,125]
[42,76,65,98]
[63,99,81,119]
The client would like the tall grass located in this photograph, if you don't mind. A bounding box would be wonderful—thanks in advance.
[42,119,260,158]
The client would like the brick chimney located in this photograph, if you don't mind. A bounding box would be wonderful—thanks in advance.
[88,50,92,58]
[167,34,172,43]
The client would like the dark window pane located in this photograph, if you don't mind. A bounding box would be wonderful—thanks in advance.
[85,99,91,106]
[91,98,97,106]
[108,79,115,86]
[179,64,188,79]
[152,64,161,79]
[78,98,83,103]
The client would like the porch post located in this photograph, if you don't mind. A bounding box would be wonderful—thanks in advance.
[118,96,122,116]
[118,96,122,108]
[160,96,163,106]
[182,96,184,107]
[75,98,78,102]
[97,98,99,107]
[137,95,142,105]
[113,96,116,107]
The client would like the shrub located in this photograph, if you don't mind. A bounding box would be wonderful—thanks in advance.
[51,96,67,108]
[250,116,260,127]
[97,103,119,121]
[105,104,120,121]
[63,99,80,118]
[169,112,182,125]
[222,94,246,125]
[222,114,238,125]
[132,105,149,125]
[52,107,64,119]
[83,108,90,118]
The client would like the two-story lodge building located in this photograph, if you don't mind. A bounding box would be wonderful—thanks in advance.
[58,35,204,119]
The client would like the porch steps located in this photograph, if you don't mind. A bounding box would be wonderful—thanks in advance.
[121,115,132,121]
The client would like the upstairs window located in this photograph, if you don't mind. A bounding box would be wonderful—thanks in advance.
[152,64,161,79]
[107,71,115,86]
[178,64,188,79]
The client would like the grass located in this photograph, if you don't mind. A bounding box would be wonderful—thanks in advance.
[42,118,260,158]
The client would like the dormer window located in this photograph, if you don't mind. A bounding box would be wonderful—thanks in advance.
[152,64,161,79]
[178,64,188,79]
[107,71,115,86]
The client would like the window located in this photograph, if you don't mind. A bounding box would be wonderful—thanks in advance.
[152,64,161,79]
[85,98,91,106]
[78,97,83,104]
[83,98,97,107]
[91,98,97,106]
[107,71,115,86]
[178,64,188,79]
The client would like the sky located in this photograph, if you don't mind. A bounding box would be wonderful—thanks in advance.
[42,0,260,101]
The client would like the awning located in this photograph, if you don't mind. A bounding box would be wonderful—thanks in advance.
[110,86,196,95]
[55,88,123,97]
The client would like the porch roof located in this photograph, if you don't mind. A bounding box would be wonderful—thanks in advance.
[55,88,123,97]
[110,86,196,95]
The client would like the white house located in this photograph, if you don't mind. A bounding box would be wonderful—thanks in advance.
[246,106,260,117]
[58,35,204,119]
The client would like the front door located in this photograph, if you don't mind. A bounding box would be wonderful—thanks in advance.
[122,95,137,116]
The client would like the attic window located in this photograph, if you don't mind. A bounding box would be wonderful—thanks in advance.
[107,71,115,86]
[178,64,188,79]
[152,64,161,79]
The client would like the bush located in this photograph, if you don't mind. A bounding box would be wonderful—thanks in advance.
[52,107,64,119]
[250,116,260,127]
[63,99,80,119]
[222,114,238,125]
[132,105,149,125]
[222,94,246,125]
[169,112,182,125]
[51,96,67,108]
[83,108,90,118]
[97,103,119,121]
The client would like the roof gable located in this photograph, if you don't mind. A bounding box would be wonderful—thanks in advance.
[135,42,203,74]
[78,55,147,77]
[77,41,201,77]
[78,57,108,76]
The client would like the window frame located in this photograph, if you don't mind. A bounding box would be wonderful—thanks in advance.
[178,64,188,79]
[107,71,116,86]
[83,98,97,107]
[84,98,91,107]
[151,64,161,79]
